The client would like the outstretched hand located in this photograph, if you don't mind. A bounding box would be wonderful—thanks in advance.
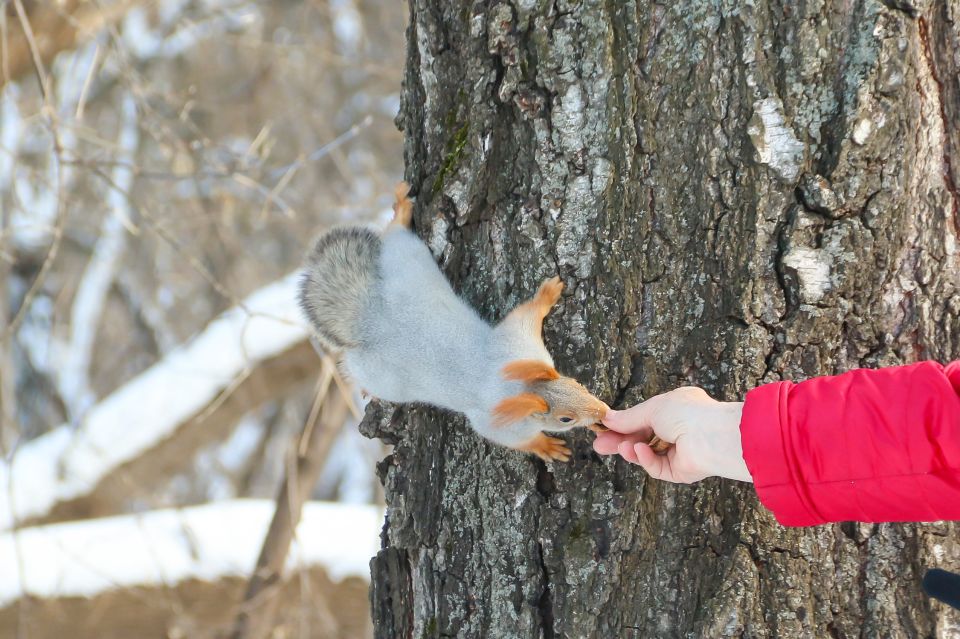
[593,387,752,483]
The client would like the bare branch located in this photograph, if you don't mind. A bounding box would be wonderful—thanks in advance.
[57,92,140,420]
[0,275,318,530]
[1,1,137,88]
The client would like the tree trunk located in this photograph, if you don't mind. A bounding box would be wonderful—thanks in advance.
[365,1,960,637]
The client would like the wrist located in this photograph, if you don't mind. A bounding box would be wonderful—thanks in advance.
[705,402,751,482]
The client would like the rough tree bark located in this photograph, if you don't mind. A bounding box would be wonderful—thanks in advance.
[364,1,960,637]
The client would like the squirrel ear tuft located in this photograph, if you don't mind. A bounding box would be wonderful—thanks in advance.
[502,360,560,383]
[492,392,549,426]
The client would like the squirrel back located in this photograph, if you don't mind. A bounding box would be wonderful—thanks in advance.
[343,225,494,409]
[298,226,381,351]
[297,183,624,462]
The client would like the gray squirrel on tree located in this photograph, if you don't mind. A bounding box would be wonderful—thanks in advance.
[296,182,635,461]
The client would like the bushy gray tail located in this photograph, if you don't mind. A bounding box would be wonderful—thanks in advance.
[298,226,381,351]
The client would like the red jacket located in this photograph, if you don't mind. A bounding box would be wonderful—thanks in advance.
[740,360,960,526]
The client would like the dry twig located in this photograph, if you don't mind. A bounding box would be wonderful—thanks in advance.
[229,360,350,639]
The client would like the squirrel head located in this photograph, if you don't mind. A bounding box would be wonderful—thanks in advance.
[492,360,609,431]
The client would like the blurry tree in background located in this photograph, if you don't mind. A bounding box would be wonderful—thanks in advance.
[0,1,405,637]
[369,0,960,638]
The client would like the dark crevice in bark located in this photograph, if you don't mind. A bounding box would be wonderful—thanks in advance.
[770,210,796,352]
[535,542,555,639]
[534,461,557,498]
[879,1,920,18]
[917,15,960,235]
[370,548,414,639]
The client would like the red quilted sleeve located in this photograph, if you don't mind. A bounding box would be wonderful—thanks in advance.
[740,361,960,526]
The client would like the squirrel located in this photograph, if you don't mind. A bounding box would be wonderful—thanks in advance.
[297,182,614,462]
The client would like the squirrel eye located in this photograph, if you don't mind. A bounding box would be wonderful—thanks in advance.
[558,416,574,423]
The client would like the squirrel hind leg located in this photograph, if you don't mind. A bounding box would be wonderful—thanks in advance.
[518,433,571,462]
[390,181,413,228]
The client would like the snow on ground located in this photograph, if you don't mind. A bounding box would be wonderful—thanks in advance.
[0,499,382,606]
[0,275,310,531]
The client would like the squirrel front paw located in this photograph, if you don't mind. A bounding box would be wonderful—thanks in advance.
[519,433,571,462]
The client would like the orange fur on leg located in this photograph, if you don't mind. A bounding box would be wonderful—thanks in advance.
[518,433,571,462]
[533,276,563,314]
[391,181,413,227]
[502,360,560,383]
[492,392,548,426]
[508,276,563,322]
[501,276,564,350]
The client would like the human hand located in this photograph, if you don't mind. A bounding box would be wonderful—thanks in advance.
[593,387,752,483]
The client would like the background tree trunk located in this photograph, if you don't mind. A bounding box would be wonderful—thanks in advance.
[365,0,960,636]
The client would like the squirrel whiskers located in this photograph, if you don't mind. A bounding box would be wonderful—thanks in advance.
[298,183,609,461]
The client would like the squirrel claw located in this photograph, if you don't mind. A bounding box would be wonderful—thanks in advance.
[522,433,571,462]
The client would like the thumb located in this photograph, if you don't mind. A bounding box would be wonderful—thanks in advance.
[603,398,658,434]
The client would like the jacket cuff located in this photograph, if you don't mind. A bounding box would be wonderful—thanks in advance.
[740,381,823,526]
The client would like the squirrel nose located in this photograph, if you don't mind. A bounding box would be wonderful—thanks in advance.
[593,403,609,420]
